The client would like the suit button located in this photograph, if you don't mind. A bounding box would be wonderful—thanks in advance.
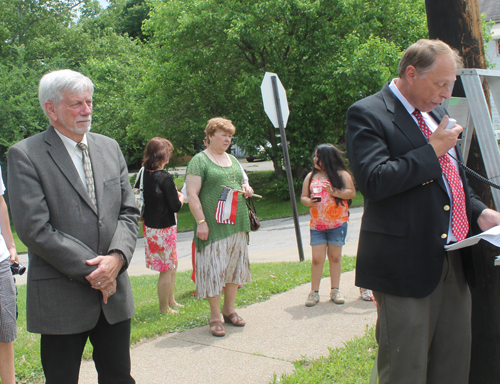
[98,220,103,227]
[443,205,450,211]
[441,233,447,239]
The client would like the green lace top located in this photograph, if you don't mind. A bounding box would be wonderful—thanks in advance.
[186,152,250,251]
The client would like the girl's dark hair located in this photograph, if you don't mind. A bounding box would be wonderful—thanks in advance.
[142,137,174,170]
[308,144,350,206]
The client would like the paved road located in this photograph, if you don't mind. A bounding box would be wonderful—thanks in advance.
[165,158,276,177]
[127,206,361,277]
[124,157,361,276]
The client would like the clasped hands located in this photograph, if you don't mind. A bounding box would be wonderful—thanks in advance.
[85,253,124,304]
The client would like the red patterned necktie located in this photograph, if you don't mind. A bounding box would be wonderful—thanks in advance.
[412,109,469,241]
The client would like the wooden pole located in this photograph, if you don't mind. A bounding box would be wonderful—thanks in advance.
[425,1,499,382]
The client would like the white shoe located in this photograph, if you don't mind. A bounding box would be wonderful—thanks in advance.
[305,290,320,307]
[330,288,345,304]
[360,288,375,302]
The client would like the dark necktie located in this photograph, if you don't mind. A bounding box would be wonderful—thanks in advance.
[412,109,468,241]
[76,142,97,210]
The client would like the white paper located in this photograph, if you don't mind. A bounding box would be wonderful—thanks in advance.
[445,225,500,251]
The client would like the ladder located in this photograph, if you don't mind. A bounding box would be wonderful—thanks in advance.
[442,69,500,210]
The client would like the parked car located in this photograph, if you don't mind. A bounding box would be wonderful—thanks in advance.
[245,145,266,162]
[245,142,273,162]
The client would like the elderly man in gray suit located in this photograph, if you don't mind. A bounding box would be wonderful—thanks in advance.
[7,69,139,383]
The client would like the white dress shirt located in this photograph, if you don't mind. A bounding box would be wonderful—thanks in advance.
[53,128,89,187]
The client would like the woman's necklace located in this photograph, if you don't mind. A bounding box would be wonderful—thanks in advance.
[208,149,237,184]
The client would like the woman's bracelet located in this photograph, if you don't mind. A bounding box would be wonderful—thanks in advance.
[196,219,206,225]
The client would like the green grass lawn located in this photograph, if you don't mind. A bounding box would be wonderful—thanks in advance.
[14,258,370,383]
[272,326,377,384]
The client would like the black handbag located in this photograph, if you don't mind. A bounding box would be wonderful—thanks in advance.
[245,197,260,231]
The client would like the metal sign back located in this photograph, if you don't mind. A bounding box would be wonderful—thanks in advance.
[261,72,289,128]
[260,72,304,261]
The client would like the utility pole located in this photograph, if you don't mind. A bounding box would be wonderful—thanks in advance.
[425,1,500,382]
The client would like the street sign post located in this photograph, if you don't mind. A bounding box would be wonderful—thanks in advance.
[261,72,305,262]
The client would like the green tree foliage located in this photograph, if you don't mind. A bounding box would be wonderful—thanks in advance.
[0,60,45,161]
[82,39,153,165]
[0,0,100,63]
[142,0,428,189]
[0,0,151,163]
[0,0,97,161]
[91,0,151,41]
[0,0,429,180]
[114,0,151,41]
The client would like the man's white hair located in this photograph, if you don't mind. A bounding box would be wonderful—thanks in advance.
[38,69,94,117]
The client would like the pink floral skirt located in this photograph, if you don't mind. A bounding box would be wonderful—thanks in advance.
[143,223,177,272]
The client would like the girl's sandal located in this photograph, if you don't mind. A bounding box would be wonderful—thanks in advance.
[360,289,375,302]
[209,320,225,337]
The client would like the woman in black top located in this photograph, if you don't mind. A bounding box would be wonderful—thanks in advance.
[141,137,185,314]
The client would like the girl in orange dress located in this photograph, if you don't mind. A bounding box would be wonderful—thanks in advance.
[301,144,356,307]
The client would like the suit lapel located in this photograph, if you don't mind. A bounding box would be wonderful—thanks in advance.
[382,85,428,149]
[382,84,474,228]
[45,126,98,215]
[381,85,448,193]
[87,133,103,216]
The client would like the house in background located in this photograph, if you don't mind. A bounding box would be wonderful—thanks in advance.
[481,0,500,69]
[480,0,500,130]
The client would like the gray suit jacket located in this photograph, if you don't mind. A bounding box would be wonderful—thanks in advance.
[7,126,139,334]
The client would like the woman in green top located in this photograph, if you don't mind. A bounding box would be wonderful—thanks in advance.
[186,117,254,337]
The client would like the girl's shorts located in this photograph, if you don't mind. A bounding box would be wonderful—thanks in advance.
[310,222,348,246]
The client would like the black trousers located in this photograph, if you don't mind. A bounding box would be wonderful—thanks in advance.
[41,311,135,384]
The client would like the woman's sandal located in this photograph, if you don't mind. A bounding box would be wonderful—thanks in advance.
[209,320,225,337]
[222,312,246,327]
[360,288,375,302]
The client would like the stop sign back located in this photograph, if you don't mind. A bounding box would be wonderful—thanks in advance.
[261,72,289,128]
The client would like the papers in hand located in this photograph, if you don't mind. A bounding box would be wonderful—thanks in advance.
[445,225,500,251]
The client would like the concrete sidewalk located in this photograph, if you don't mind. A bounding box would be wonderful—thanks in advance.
[77,209,377,383]
[79,270,376,383]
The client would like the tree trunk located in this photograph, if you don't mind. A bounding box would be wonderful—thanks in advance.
[425,1,500,382]
[267,123,285,179]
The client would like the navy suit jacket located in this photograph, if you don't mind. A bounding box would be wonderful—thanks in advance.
[346,83,487,298]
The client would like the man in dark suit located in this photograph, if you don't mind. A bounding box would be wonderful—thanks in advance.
[346,39,500,384]
[8,69,139,383]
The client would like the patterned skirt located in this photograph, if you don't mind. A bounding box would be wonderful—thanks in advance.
[143,223,177,272]
[195,232,251,299]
